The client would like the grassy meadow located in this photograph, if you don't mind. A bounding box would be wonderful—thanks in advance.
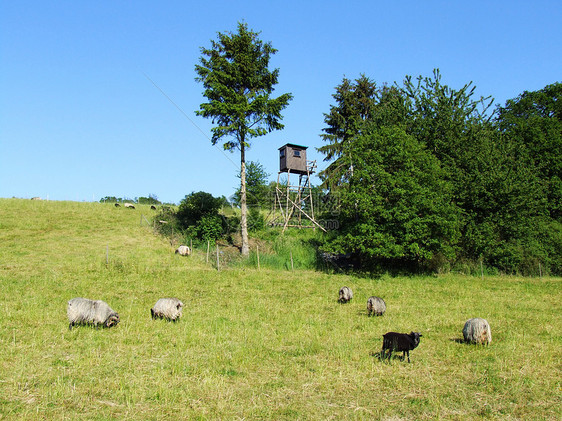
[0,198,560,420]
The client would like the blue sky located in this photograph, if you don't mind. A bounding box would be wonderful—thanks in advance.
[1,0,561,204]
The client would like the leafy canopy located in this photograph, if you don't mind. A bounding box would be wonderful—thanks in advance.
[195,22,293,150]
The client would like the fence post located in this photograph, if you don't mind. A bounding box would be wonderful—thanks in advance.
[216,243,220,271]
[290,250,294,271]
[206,240,210,263]
[257,245,260,270]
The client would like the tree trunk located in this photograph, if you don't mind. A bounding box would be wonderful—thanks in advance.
[240,142,250,256]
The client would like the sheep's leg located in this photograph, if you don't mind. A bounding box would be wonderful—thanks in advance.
[406,350,410,363]
[68,322,73,331]
[387,349,393,362]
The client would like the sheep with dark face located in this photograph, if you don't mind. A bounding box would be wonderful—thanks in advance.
[381,331,422,363]
[175,245,191,256]
[124,203,135,209]
[367,296,386,316]
[67,298,120,330]
[338,286,353,303]
[463,318,492,345]
[151,298,183,321]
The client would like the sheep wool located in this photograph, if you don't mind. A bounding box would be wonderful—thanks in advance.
[381,331,423,363]
[463,318,492,345]
[367,296,386,316]
[338,286,353,303]
[67,298,120,330]
[175,245,191,256]
[151,298,184,321]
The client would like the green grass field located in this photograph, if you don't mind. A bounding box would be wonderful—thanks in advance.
[0,199,560,419]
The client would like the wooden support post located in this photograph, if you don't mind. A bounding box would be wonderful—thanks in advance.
[216,244,220,271]
[257,245,260,270]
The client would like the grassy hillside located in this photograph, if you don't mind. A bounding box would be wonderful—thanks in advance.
[0,199,560,419]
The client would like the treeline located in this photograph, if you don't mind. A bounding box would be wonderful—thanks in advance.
[100,194,162,205]
[318,70,561,275]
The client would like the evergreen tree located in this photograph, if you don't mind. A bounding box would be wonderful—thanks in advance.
[195,22,292,255]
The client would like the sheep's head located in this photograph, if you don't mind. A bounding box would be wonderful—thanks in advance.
[409,332,422,347]
[105,313,120,328]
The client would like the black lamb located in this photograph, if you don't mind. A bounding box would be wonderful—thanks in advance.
[381,331,422,363]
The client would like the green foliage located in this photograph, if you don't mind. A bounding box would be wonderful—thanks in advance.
[319,71,562,275]
[137,194,161,205]
[195,22,293,149]
[195,214,224,242]
[232,161,272,207]
[328,126,461,270]
[497,82,562,220]
[247,206,265,232]
[177,191,223,229]
[195,21,292,255]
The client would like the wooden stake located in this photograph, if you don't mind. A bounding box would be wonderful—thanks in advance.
[216,244,220,271]
[539,262,542,278]
[480,260,484,280]
[290,250,294,271]
[257,245,260,270]
[206,240,210,263]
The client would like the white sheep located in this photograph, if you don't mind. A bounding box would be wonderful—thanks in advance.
[67,298,120,330]
[338,286,353,303]
[367,296,386,316]
[175,245,191,256]
[151,298,184,321]
[463,318,492,345]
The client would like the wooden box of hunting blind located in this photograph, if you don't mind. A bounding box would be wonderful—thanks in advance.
[279,143,308,174]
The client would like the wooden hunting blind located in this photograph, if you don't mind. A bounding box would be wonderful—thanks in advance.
[271,143,325,232]
[279,143,308,174]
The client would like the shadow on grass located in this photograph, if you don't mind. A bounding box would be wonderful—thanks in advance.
[451,337,491,346]
[370,351,407,362]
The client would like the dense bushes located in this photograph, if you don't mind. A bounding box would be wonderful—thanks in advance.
[318,72,562,275]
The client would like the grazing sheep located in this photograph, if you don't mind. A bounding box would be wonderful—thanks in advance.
[175,245,191,256]
[151,298,184,321]
[114,203,121,207]
[338,286,353,303]
[367,296,386,316]
[463,318,492,345]
[150,205,157,210]
[67,298,120,330]
[124,203,135,209]
[381,331,422,363]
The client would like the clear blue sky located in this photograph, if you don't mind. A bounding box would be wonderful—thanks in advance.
[1,0,561,204]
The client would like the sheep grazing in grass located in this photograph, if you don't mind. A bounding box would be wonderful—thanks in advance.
[124,203,135,209]
[463,318,492,345]
[114,203,121,207]
[381,331,422,363]
[338,286,353,303]
[150,205,157,210]
[367,296,386,316]
[67,298,120,330]
[151,298,184,321]
[175,245,191,256]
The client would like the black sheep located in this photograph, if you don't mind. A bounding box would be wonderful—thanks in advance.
[381,331,422,363]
